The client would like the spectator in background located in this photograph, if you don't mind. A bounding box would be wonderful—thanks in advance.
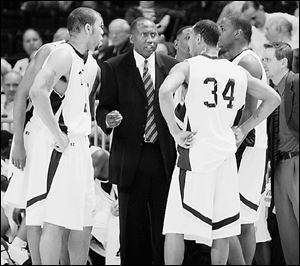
[52,27,70,42]
[217,1,245,24]
[1,58,12,81]
[125,1,170,35]
[265,16,298,49]
[1,58,12,96]
[13,28,43,76]
[1,71,22,132]
[21,1,76,13]
[241,1,299,58]
[93,26,110,62]
[262,42,299,265]
[125,1,185,37]
[100,19,132,62]
[156,42,168,55]
[156,41,175,57]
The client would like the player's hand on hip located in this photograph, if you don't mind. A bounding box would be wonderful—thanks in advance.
[11,143,26,170]
[232,126,244,148]
[174,131,197,149]
[53,132,69,153]
[106,110,123,129]
[111,200,119,217]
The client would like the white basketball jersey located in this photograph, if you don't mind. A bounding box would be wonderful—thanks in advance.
[178,55,247,173]
[59,43,98,137]
[232,49,268,149]
[31,42,98,138]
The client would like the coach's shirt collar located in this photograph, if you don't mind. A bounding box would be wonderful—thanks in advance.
[133,49,156,88]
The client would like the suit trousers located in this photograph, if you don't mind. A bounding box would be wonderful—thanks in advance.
[118,141,170,265]
[274,155,299,265]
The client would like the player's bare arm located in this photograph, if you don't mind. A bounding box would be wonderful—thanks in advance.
[159,61,196,148]
[236,70,281,145]
[89,66,101,118]
[29,48,72,152]
[237,55,262,126]
[11,44,52,169]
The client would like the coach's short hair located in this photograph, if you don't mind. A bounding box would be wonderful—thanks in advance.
[193,20,220,47]
[264,42,294,70]
[67,7,101,33]
[130,17,155,34]
[228,16,252,43]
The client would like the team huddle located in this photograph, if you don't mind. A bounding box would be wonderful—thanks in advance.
[3,5,296,266]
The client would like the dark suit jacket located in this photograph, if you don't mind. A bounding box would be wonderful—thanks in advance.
[285,71,299,141]
[96,48,178,188]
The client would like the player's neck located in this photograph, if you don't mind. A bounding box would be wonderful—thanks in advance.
[175,51,190,62]
[227,44,249,61]
[67,38,88,55]
[199,47,219,58]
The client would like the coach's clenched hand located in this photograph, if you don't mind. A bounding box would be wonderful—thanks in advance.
[106,110,123,129]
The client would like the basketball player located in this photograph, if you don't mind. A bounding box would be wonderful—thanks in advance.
[159,19,280,265]
[26,7,103,264]
[218,16,269,265]
[3,39,66,264]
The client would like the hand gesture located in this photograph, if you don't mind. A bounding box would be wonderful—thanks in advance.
[11,143,26,170]
[174,130,197,149]
[106,110,123,129]
[53,132,69,153]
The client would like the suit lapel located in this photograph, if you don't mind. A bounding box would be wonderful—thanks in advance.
[125,49,147,102]
[155,53,166,91]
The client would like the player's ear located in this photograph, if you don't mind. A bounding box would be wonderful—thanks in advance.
[129,34,134,44]
[174,39,178,50]
[234,29,241,40]
[196,34,202,45]
[84,23,92,34]
[281,57,288,69]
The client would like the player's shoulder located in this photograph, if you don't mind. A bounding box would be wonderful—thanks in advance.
[46,43,72,61]
[239,52,261,66]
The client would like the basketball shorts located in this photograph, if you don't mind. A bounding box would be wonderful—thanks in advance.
[25,131,95,230]
[163,154,241,245]
[238,147,266,224]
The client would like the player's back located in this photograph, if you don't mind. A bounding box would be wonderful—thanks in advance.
[182,55,247,172]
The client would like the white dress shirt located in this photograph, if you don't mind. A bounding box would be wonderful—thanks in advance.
[133,49,156,89]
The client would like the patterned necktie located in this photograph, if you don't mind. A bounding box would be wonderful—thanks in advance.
[272,93,280,163]
[269,88,280,183]
[143,59,158,143]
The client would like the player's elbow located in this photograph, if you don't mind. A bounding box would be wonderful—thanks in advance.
[272,92,281,108]
[29,85,44,103]
[28,86,39,101]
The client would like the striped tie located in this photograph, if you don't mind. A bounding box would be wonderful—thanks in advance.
[143,59,158,143]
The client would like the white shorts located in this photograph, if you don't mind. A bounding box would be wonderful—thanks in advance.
[254,191,271,243]
[238,147,266,224]
[3,121,35,209]
[25,129,95,230]
[163,154,241,244]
